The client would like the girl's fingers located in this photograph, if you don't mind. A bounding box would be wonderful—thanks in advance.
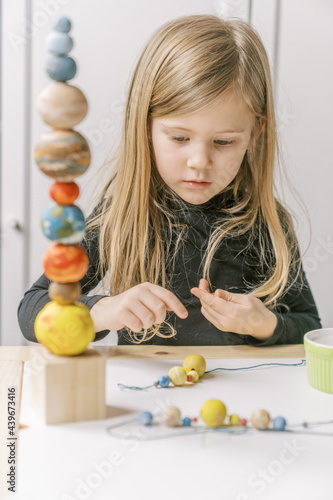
[142,284,188,320]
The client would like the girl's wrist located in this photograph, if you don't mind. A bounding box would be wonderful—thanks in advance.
[90,296,110,332]
[251,311,278,340]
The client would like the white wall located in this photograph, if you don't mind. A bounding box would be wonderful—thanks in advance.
[1,0,332,345]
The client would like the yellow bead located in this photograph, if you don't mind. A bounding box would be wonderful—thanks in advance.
[168,366,187,386]
[229,414,240,426]
[187,370,199,383]
[200,399,227,427]
[251,409,271,429]
[183,354,206,377]
[34,301,95,356]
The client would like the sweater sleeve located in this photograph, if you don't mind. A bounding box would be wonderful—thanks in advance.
[245,250,322,347]
[17,205,110,343]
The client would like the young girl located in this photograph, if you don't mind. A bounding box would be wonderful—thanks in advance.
[18,14,321,346]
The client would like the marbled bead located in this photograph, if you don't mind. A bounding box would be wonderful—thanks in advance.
[37,82,88,129]
[54,17,71,33]
[46,55,77,82]
[34,129,91,182]
[46,32,73,55]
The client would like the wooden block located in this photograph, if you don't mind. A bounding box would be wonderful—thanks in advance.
[30,348,106,425]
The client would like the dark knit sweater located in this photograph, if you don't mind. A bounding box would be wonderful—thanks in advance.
[17,191,322,346]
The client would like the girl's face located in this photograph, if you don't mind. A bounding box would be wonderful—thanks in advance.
[150,90,256,205]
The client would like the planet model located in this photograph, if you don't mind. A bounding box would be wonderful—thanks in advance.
[41,203,86,244]
[34,300,95,356]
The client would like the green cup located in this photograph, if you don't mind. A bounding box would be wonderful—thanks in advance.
[304,328,333,394]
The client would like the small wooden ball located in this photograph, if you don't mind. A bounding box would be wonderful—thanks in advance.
[229,414,240,426]
[49,182,80,205]
[34,301,95,356]
[37,82,88,129]
[157,374,170,388]
[168,366,187,386]
[200,399,227,427]
[183,353,206,377]
[138,411,153,426]
[48,282,81,305]
[251,409,271,429]
[164,406,181,427]
[43,243,88,283]
[34,129,91,182]
[187,369,199,383]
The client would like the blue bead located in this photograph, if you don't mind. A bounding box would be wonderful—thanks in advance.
[138,411,153,426]
[54,17,71,33]
[157,374,170,388]
[46,55,77,82]
[46,32,73,55]
[273,416,287,431]
[183,417,191,426]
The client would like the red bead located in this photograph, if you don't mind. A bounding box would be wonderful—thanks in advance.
[192,417,198,422]
[240,418,247,427]
[49,182,80,205]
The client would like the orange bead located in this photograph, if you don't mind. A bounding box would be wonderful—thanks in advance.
[49,182,80,204]
[43,244,88,283]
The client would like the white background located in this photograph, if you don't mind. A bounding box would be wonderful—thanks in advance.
[1,0,332,345]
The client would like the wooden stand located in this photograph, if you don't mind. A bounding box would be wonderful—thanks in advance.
[30,348,106,425]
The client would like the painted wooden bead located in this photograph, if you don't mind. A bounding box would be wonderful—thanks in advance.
[183,353,206,377]
[229,414,240,426]
[251,409,271,429]
[273,416,287,431]
[164,406,181,427]
[138,411,153,426]
[157,374,170,388]
[46,55,77,82]
[187,369,199,383]
[49,182,80,205]
[34,130,91,182]
[34,301,95,356]
[41,203,86,244]
[200,399,227,427]
[43,243,88,283]
[168,366,187,386]
[48,282,81,305]
[46,32,73,55]
[182,417,191,426]
[37,82,88,129]
[54,17,71,33]
[239,418,247,427]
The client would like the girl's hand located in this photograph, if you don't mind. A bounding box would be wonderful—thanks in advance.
[191,279,277,340]
[90,282,188,333]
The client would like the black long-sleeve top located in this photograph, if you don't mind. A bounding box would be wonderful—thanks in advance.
[17,191,322,346]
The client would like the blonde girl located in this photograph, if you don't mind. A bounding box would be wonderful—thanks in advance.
[18,14,321,346]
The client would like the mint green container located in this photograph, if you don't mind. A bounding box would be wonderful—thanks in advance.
[304,328,333,394]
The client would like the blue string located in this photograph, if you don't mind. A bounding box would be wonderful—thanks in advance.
[117,359,306,391]
[204,359,306,373]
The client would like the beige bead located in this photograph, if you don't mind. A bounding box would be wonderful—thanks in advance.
[163,406,182,427]
[34,129,91,182]
[37,82,88,129]
[48,282,81,305]
[250,409,271,429]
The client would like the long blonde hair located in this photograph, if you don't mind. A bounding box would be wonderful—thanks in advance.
[87,14,305,343]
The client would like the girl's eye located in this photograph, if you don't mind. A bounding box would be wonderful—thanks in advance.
[215,140,234,147]
[171,136,188,142]
[170,136,234,147]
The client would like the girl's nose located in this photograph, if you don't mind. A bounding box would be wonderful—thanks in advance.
[186,143,212,170]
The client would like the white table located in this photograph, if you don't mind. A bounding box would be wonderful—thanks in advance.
[6,352,333,500]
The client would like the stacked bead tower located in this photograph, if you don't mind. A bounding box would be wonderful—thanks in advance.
[33,17,95,356]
